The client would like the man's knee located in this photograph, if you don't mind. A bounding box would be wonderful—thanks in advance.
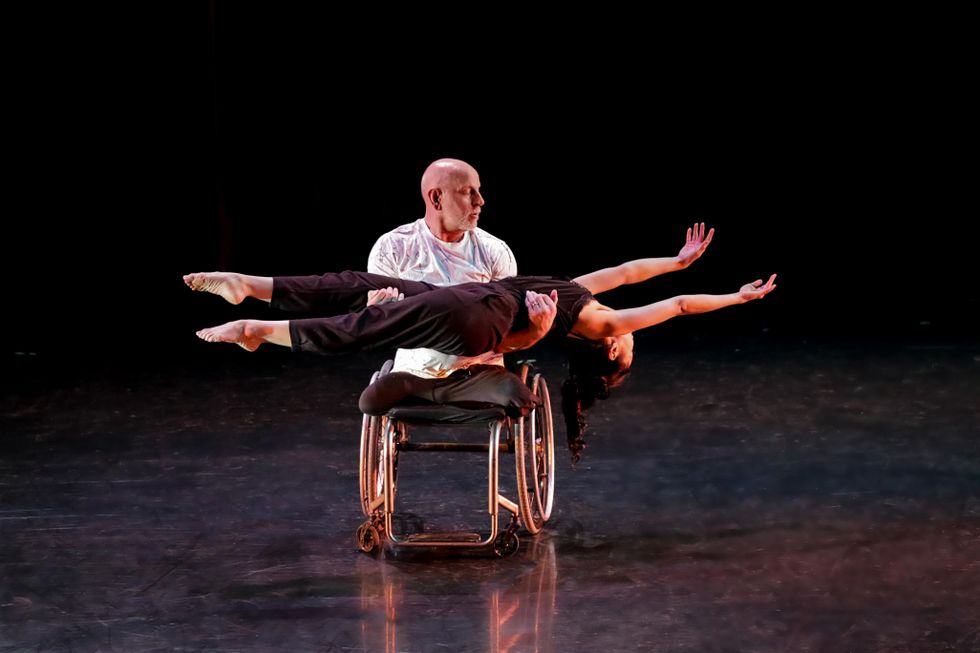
[499,373,533,401]
[505,380,542,418]
[358,374,403,415]
[358,384,388,415]
[472,366,541,417]
[359,371,426,415]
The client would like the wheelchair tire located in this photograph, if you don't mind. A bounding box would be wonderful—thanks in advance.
[515,373,555,534]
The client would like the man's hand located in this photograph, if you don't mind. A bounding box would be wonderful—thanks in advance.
[526,289,558,336]
[739,274,777,301]
[677,222,715,267]
[366,286,404,307]
[493,289,558,353]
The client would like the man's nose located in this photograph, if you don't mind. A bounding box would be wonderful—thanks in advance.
[473,191,485,206]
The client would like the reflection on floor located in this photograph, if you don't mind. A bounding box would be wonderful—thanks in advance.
[2,341,979,652]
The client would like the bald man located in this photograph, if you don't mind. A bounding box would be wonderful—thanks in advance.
[361,158,549,415]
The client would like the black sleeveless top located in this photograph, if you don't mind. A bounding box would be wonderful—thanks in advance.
[490,275,595,339]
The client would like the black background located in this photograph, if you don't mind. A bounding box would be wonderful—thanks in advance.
[7,5,975,366]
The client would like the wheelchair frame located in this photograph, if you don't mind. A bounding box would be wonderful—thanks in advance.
[356,361,555,557]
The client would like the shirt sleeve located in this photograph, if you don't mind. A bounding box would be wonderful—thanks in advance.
[492,240,518,279]
[367,235,399,276]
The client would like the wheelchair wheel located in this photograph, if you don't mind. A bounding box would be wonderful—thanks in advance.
[515,373,555,534]
[492,531,520,557]
[356,521,381,554]
[530,374,555,522]
[359,413,386,516]
[359,371,383,516]
[359,361,395,516]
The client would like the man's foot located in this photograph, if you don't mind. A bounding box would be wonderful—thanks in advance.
[183,272,250,305]
[195,320,263,351]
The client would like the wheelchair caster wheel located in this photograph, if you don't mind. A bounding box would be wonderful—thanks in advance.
[356,522,381,554]
[492,532,519,557]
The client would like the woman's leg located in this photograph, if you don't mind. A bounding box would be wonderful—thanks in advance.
[184,270,437,313]
[270,271,437,314]
[194,282,519,356]
[183,272,273,304]
[289,285,520,356]
[195,319,291,350]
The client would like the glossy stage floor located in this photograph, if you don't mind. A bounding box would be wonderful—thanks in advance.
[2,340,979,652]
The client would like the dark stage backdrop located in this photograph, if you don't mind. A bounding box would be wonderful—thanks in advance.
[6,5,974,365]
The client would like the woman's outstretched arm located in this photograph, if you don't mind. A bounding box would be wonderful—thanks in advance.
[575,274,777,338]
[573,223,714,294]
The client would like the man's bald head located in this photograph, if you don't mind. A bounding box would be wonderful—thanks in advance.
[420,158,485,242]
[420,158,478,198]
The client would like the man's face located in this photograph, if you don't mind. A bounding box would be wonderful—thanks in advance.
[438,170,484,234]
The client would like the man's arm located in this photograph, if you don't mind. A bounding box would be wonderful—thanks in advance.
[493,290,557,353]
[367,235,399,277]
[367,235,403,306]
[492,241,518,279]
[574,223,714,294]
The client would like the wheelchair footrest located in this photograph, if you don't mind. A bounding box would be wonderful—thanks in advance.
[401,532,482,543]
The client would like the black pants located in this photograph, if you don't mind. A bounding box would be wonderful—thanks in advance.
[271,272,519,357]
[358,365,541,418]
[270,272,536,413]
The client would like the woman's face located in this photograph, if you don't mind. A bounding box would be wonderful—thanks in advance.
[607,333,634,369]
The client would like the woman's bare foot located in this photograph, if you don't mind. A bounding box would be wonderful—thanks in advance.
[183,272,250,305]
[195,320,264,351]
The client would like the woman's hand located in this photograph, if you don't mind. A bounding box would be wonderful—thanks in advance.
[740,274,778,301]
[677,222,715,267]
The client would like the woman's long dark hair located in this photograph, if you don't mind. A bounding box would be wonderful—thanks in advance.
[560,338,631,464]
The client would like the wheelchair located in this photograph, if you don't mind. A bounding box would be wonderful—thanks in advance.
[356,360,555,557]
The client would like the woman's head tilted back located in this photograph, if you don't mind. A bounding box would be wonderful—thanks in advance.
[560,336,633,464]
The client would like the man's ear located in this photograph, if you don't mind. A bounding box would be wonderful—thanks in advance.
[428,188,442,209]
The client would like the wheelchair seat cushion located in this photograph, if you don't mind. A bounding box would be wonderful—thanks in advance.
[387,403,508,425]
